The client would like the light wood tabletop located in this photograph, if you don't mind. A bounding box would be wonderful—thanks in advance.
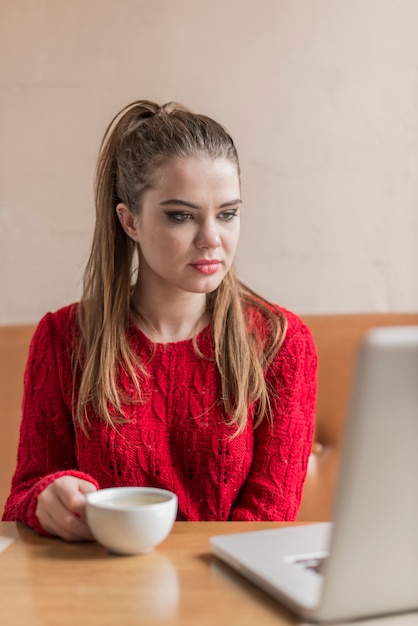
[0,520,301,626]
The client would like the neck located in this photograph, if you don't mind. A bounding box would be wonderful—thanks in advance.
[132,285,209,343]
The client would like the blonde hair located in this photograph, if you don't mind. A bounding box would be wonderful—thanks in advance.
[74,100,287,435]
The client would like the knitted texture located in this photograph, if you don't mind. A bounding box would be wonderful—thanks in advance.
[3,303,317,533]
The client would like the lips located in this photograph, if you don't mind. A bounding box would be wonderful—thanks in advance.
[189,260,221,275]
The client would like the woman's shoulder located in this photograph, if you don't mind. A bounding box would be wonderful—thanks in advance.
[246,300,316,355]
[246,300,310,335]
[278,306,312,338]
[33,303,79,343]
[279,306,316,353]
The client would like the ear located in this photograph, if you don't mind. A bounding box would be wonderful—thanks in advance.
[116,203,138,239]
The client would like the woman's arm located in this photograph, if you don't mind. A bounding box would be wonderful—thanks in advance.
[2,311,99,535]
[230,314,317,521]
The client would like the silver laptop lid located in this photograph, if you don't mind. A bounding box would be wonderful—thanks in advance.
[317,326,418,621]
[210,326,418,623]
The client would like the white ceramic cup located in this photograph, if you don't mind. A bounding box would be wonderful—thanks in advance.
[85,486,178,555]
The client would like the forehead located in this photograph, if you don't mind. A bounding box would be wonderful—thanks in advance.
[151,157,241,196]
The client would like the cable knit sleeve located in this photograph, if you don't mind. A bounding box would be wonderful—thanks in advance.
[230,312,317,521]
[2,310,99,534]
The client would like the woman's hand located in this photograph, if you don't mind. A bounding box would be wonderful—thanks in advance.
[36,476,97,541]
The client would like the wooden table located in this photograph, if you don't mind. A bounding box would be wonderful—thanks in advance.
[0,521,299,626]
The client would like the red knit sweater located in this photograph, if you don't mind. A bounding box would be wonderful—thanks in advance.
[3,303,317,533]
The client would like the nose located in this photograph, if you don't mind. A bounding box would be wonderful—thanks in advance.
[195,220,221,250]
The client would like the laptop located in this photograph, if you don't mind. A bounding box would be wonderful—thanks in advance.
[211,326,418,623]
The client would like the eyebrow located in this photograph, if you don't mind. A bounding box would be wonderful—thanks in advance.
[159,198,242,209]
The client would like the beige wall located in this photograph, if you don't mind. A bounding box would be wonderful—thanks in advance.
[1,0,417,324]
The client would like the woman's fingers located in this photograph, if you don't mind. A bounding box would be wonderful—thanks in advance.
[56,477,97,518]
[38,497,94,541]
[36,476,97,541]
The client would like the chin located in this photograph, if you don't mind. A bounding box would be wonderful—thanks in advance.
[185,278,224,295]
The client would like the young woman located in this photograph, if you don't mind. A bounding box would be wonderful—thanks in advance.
[3,100,317,541]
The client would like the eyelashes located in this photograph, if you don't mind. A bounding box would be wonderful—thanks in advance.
[219,210,239,221]
[165,212,193,223]
[164,210,239,223]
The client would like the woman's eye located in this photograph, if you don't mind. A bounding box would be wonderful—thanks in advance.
[165,212,194,222]
[219,210,239,221]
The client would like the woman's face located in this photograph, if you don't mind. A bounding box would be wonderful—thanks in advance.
[119,157,241,298]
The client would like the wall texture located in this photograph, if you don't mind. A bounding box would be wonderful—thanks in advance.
[1,0,417,323]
